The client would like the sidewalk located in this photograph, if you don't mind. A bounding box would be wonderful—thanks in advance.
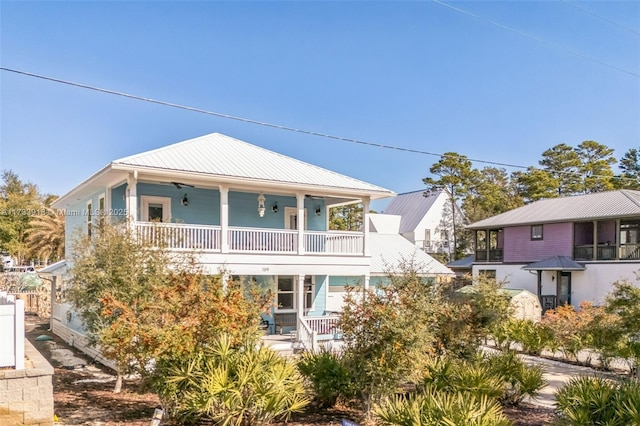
[519,353,624,408]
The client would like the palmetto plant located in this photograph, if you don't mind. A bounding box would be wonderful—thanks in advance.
[554,377,640,426]
[155,334,310,425]
[374,387,512,426]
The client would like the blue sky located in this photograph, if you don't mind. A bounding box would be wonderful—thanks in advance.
[1,1,638,211]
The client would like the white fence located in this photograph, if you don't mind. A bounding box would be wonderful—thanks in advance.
[0,292,25,369]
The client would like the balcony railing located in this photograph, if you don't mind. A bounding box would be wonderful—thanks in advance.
[136,222,221,251]
[575,244,640,261]
[229,227,297,253]
[475,248,503,262]
[305,231,363,255]
[135,222,364,256]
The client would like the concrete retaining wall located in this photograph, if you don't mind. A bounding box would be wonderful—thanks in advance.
[0,340,54,425]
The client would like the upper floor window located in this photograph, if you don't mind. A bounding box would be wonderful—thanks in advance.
[531,225,543,240]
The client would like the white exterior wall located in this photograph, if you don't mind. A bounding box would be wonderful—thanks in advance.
[414,192,451,253]
[473,262,640,306]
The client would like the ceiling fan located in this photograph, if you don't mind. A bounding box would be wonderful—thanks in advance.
[171,182,195,189]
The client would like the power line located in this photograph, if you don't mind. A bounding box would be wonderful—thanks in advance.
[1,66,637,185]
[432,0,640,78]
[562,0,640,37]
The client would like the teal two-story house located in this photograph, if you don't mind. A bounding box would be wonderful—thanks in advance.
[51,132,453,351]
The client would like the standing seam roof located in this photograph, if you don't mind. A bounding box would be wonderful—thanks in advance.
[113,133,393,194]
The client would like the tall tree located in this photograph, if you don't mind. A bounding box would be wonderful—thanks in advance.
[576,140,616,193]
[26,206,65,264]
[463,167,524,223]
[423,153,474,260]
[512,167,559,203]
[617,148,640,189]
[539,143,582,196]
[329,204,363,231]
[0,170,41,263]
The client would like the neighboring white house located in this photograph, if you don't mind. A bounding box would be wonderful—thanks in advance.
[382,189,463,257]
[50,132,454,353]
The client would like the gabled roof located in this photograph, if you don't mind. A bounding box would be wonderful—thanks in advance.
[369,233,453,276]
[114,133,393,195]
[467,190,640,229]
[522,256,586,271]
[383,190,443,233]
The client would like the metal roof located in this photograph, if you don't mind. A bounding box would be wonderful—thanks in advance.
[113,132,394,196]
[467,190,640,229]
[383,190,443,233]
[369,233,454,275]
[521,256,586,271]
[446,254,474,269]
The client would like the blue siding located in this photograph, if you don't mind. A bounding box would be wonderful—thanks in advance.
[308,275,327,316]
[137,183,220,225]
[110,183,127,220]
[228,192,326,230]
[329,276,362,287]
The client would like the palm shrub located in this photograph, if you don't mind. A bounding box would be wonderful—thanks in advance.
[374,387,512,426]
[555,377,640,426]
[482,351,546,405]
[422,352,545,406]
[297,348,354,407]
[153,334,310,425]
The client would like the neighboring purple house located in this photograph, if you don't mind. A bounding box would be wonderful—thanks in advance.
[466,190,640,310]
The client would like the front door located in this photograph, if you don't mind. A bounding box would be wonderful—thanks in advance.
[284,207,307,230]
[558,272,571,306]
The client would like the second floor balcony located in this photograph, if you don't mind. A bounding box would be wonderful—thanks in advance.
[135,222,365,256]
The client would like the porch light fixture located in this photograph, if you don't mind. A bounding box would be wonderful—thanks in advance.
[315,206,322,216]
[182,194,189,206]
[272,202,279,213]
[257,193,266,217]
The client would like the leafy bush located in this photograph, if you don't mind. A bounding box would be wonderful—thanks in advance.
[297,348,353,407]
[374,387,512,426]
[154,335,310,425]
[555,377,640,426]
[505,319,553,356]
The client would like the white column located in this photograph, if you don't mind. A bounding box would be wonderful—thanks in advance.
[363,197,371,257]
[363,274,370,302]
[127,171,138,226]
[297,193,305,255]
[297,274,305,320]
[220,185,229,253]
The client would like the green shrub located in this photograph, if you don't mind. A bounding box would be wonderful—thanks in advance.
[297,348,353,407]
[153,334,310,425]
[374,387,512,426]
[555,377,640,426]
[422,352,545,406]
[506,319,553,355]
[483,351,546,405]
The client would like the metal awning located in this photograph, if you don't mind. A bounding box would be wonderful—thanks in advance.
[522,256,585,271]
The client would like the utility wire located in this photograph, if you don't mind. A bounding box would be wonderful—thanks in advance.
[562,0,640,37]
[432,0,640,78]
[1,66,638,184]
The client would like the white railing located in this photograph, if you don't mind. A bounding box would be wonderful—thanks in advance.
[297,316,318,353]
[305,231,363,255]
[0,292,25,369]
[136,222,221,251]
[229,227,298,253]
[304,315,342,336]
[134,223,364,256]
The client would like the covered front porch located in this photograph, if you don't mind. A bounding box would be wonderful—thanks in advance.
[522,256,586,311]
